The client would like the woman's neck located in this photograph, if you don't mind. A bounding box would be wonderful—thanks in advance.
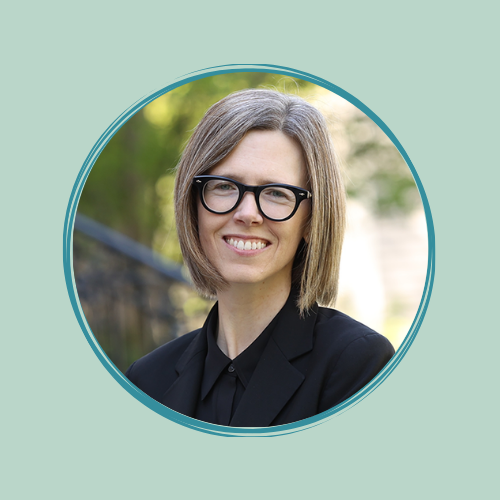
[215,281,291,359]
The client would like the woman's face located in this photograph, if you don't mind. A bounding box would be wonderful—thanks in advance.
[197,130,311,291]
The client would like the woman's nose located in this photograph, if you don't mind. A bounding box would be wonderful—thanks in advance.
[233,192,264,225]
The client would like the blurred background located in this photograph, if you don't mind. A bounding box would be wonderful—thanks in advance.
[74,73,427,373]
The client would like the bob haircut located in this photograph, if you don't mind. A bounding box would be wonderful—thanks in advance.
[174,88,346,314]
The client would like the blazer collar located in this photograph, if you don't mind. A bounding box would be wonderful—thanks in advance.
[160,307,214,416]
[230,295,318,427]
[269,291,317,361]
[162,292,319,427]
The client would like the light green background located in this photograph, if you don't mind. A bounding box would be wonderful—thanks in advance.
[2,1,498,498]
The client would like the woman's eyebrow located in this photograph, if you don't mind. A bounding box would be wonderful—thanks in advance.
[215,173,286,185]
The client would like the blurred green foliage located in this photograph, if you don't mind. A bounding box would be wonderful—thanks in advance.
[343,114,420,215]
[78,72,419,264]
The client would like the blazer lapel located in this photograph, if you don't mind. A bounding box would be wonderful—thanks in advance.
[161,308,217,417]
[230,301,319,427]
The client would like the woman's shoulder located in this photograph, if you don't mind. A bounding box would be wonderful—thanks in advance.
[314,306,395,359]
[312,307,395,412]
[125,329,201,384]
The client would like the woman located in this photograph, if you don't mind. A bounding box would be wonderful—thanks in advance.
[126,89,394,427]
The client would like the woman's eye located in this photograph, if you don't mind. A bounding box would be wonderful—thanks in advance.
[261,187,295,205]
[266,188,291,199]
[270,190,286,198]
[206,181,236,191]
[216,183,236,191]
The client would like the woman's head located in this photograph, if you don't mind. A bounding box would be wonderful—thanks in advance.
[174,88,346,313]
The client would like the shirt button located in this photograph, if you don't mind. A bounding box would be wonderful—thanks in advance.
[228,364,235,373]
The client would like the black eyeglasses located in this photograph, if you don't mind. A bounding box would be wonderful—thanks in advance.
[193,175,312,222]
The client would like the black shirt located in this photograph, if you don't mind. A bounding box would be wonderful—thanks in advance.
[195,301,278,426]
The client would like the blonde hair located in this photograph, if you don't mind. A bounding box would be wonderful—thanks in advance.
[174,89,345,314]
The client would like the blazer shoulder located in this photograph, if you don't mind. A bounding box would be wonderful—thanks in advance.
[126,329,201,387]
[314,306,395,360]
[314,307,395,412]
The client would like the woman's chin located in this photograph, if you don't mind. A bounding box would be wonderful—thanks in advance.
[223,274,266,287]
[220,268,292,290]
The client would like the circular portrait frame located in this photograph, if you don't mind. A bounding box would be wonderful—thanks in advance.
[63,63,435,437]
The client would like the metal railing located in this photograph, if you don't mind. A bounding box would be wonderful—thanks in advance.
[73,214,211,373]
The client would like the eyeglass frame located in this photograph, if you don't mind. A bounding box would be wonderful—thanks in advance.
[193,175,312,222]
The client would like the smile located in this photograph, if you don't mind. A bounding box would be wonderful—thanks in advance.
[224,237,269,251]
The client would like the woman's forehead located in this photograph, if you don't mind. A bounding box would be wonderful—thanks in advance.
[208,130,307,187]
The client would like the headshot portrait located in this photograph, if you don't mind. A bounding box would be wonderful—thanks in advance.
[73,73,427,428]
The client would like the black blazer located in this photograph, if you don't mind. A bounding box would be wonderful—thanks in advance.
[126,299,395,427]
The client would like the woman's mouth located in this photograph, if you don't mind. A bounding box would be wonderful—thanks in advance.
[224,237,269,251]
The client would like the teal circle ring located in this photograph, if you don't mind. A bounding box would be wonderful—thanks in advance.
[63,64,435,437]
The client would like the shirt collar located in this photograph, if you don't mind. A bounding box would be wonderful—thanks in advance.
[200,288,299,400]
[200,304,229,400]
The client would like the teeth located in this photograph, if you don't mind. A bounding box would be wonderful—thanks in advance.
[225,238,267,251]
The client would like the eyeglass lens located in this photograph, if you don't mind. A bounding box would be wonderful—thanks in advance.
[202,179,296,220]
